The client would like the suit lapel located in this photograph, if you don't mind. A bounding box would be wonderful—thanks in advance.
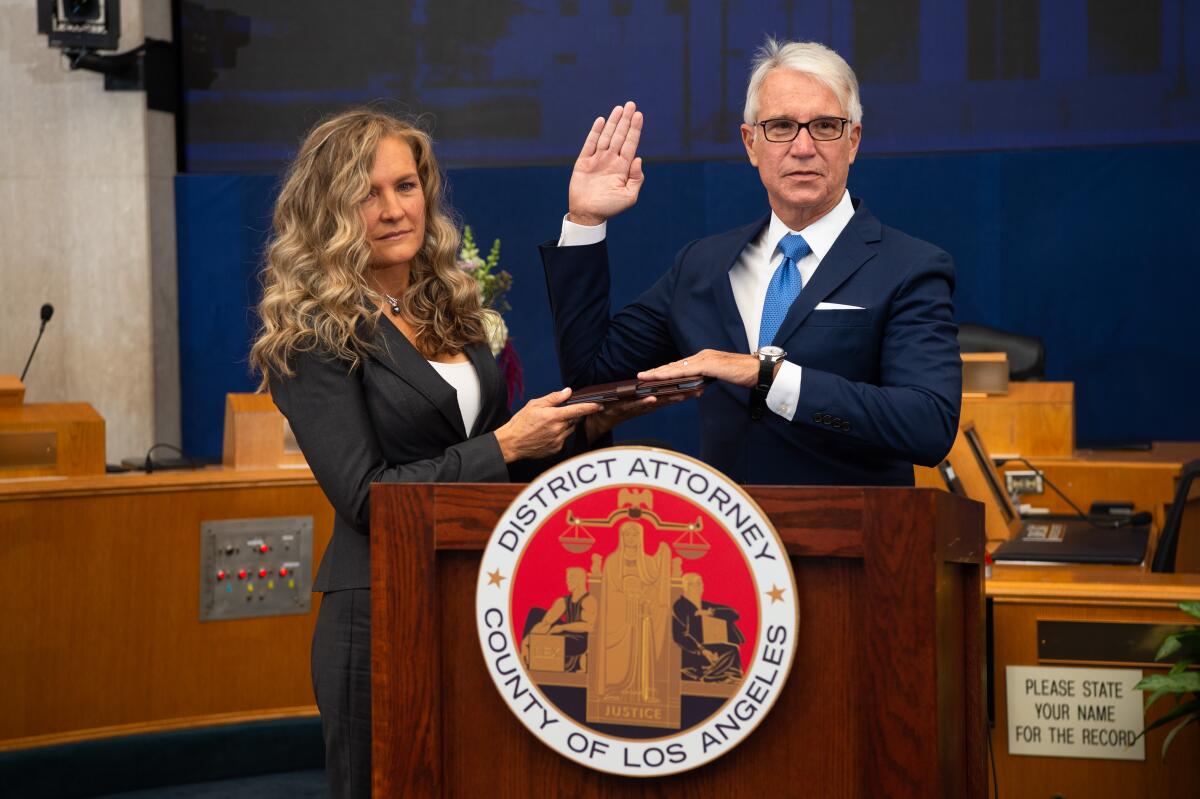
[465,341,503,437]
[709,216,768,354]
[768,200,881,347]
[372,319,469,439]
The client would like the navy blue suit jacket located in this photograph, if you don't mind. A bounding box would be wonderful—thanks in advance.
[540,199,961,486]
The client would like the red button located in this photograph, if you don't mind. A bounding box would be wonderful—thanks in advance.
[258,568,268,578]
[216,570,226,581]
[259,544,270,553]
[279,567,289,577]
[238,569,247,580]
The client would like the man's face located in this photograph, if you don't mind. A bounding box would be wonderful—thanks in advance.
[740,69,861,230]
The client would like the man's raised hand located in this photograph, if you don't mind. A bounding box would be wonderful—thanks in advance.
[567,101,645,227]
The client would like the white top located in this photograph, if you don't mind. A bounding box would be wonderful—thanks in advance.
[558,190,856,422]
[428,359,482,434]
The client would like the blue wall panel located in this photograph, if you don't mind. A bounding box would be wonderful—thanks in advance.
[177,143,1200,461]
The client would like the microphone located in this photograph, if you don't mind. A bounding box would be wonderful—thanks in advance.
[19,303,54,382]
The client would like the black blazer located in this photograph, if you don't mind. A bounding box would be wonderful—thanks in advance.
[270,319,532,592]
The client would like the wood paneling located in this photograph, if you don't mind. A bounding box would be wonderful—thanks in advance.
[222,393,307,469]
[0,375,25,407]
[1001,458,1181,517]
[0,468,334,750]
[0,402,105,477]
[962,382,1075,457]
[962,352,1009,395]
[988,569,1200,798]
[372,484,986,798]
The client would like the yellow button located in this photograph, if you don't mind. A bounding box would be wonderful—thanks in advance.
[268,580,275,589]
[288,579,295,589]
[247,583,254,593]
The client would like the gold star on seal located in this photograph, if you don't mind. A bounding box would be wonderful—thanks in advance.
[766,584,786,604]
[487,568,506,587]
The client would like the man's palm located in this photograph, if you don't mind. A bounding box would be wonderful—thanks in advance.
[568,101,645,225]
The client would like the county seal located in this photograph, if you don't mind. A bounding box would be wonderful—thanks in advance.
[475,447,799,776]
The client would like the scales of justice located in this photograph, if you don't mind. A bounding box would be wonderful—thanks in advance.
[523,489,745,731]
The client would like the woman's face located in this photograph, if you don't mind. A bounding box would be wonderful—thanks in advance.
[360,135,427,271]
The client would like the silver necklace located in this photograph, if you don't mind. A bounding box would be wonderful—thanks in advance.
[381,291,401,316]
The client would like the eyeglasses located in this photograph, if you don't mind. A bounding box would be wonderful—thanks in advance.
[756,117,850,143]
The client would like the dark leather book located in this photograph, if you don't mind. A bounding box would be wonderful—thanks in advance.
[564,376,710,405]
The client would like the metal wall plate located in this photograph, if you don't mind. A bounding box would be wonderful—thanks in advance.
[0,430,58,469]
[199,516,313,621]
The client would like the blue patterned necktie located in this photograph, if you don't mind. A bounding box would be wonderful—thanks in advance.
[758,232,811,348]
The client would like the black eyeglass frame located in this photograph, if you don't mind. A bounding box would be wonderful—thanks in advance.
[755,116,851,143]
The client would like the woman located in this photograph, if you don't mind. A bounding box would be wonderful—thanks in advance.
[250,108,608,798]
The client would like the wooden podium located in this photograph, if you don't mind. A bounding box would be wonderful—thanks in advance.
[370,484,986,798]
[0,375,104,477]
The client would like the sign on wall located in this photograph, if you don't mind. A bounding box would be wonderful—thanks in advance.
[1006,665,1145,761]
[475,447,799,776]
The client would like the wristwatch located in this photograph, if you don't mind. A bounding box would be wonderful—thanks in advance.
[750,346,787,420]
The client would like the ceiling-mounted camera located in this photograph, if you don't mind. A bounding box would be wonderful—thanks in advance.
[37,0,120,50]
[37,0,175,113]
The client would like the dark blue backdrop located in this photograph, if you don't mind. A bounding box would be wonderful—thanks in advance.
[177,143,1200,461]
[181,1,1200,170]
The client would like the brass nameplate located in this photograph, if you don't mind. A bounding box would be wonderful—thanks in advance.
[0,430,58,468]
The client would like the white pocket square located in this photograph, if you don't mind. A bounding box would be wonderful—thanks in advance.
[814,302,865,310]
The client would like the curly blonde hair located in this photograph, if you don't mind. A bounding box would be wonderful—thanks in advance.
[250,107,490,386]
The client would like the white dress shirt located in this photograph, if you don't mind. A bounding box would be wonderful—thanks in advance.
[559,190,856,422]
[427,359,482,434]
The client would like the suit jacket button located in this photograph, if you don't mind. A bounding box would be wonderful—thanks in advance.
[821,413,832,425]
[812,412,822,423]
[842,421,852,432]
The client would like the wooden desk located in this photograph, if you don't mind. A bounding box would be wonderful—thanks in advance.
[0,467,333,751]
[0,402,105,477]
[999,457,1180,516]
[962,382,1075,457]
[987,566,1200,798]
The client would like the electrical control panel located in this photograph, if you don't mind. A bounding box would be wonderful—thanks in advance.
[199,516,313,621]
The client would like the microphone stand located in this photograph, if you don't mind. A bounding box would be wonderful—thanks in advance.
[19,318,49,382]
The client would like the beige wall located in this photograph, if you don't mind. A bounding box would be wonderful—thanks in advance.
[0,0,179,462]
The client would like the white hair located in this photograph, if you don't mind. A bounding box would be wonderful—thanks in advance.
[743,39,863,127]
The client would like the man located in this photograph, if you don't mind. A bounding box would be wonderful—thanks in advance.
[521,566,596,672]
[672,573,745,684]
[540,40,960,485]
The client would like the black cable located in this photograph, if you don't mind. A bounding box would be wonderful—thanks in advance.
[987,722,1000,799]
[998,456,1136,530]
[141,442,199,473]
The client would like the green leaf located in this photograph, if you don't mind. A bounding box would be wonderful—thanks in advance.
[486,238,501,271]
[1156,635,1183,660]
[1178,600,1200,619]
[1141,686,1173,712]
[1136,671,1200,694]
[1153,633,1200,663]
[1161,711,1200,759]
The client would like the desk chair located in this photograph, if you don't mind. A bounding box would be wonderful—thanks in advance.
[1151,459,1200,573]
[958,324,1045,380]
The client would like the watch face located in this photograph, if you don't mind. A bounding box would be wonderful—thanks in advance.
[758,345,786,360]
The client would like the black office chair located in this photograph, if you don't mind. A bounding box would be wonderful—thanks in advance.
[1151,459,1200,573]
[958,324,1046,381]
